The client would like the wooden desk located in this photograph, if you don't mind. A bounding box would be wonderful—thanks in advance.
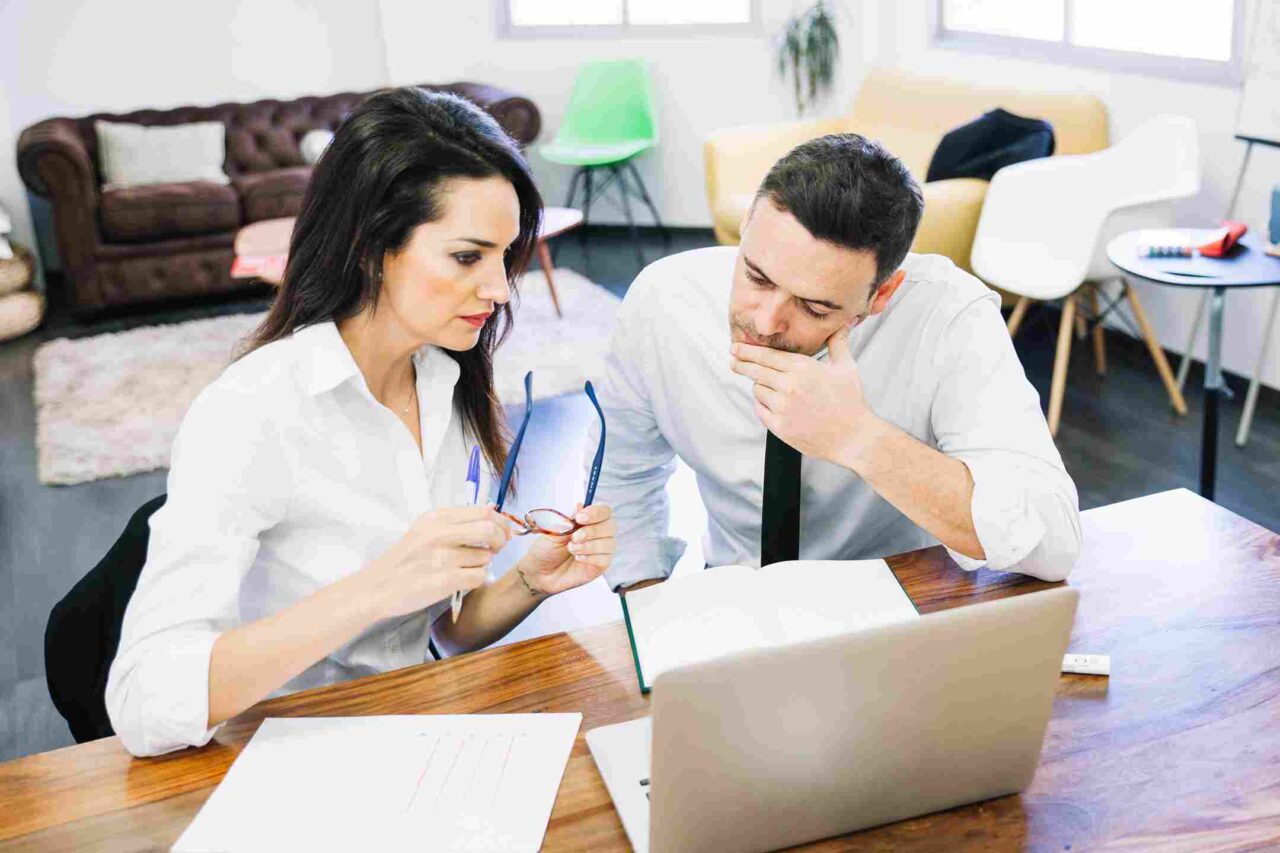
[3,489,1279,851]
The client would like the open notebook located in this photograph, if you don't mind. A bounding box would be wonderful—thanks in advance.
[620,560,919,693]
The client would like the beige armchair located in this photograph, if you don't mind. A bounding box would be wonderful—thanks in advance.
[704,67,1110,279]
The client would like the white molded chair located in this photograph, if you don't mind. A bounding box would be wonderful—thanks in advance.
[970,115,1201,435]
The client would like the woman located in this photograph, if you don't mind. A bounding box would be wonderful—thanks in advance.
[105,89,616,757]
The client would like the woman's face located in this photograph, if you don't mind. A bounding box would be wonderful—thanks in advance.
[379,175,522,352]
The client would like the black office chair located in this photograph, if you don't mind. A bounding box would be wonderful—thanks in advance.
[45,494,166,743]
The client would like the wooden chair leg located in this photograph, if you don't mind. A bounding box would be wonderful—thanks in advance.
[1007,296,1031,338]
[1123,281,1188,415]
[536,241,563,318]
[1047,294,1076,437]
[1088,284,1107,376]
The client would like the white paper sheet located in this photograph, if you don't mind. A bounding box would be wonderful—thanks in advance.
[173,713,582,852]
[626,559,919,690]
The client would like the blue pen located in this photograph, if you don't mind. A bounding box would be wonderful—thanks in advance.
[453,445,482,623]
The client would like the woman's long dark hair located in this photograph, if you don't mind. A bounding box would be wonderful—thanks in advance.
[242,87,543,477]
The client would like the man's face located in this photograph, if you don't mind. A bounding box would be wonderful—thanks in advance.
[728,199,882,356]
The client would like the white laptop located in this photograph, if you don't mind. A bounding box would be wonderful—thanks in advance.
[587,586,1078,853]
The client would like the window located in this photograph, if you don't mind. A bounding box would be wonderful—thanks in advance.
[500,0,758,36]
[934,0,1243,85]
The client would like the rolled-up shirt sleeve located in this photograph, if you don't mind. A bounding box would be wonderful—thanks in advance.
[593,275,687,591]
[928,293,1082,582]
[105,383,291,756]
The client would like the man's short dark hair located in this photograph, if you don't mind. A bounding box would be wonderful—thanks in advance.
[756,134,924,286]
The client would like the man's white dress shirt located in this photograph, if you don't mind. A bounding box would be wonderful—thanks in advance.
[591,247,1081,590]
[106,322,477,757]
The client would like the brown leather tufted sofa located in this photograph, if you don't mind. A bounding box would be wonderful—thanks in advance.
[17,83,541,314]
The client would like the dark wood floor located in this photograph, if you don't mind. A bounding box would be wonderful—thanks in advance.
[1008,299,1279,531]
[1,226,1276,762]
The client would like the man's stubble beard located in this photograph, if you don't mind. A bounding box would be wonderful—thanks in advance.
[728,312,805,354]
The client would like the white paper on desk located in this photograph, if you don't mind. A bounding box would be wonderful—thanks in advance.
[627,559,919,690]
[173,713,582,852]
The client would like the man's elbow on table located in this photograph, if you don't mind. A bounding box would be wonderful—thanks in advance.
[1003,501,1083,584]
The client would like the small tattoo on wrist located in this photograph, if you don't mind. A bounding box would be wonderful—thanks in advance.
[516,567,543,597]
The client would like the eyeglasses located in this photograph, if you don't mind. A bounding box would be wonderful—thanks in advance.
[494,371,606,537]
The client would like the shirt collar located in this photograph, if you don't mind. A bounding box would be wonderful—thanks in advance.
[294,321,462,400]
[295,322,360,397]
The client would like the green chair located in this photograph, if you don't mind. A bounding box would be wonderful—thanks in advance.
[540,59,669,262]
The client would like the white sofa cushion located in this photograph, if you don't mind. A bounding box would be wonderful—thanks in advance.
[95,120,230,190]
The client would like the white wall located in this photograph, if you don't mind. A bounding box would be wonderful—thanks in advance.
[377,0,880,228]
[4,0,1276,390]
[0,0,392,279]
[0,78,33,280]
[876,0,1280,391]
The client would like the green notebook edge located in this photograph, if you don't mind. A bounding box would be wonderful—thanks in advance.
[618,593,651,694]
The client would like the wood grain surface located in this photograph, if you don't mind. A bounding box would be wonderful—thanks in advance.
[3,489,1278,851]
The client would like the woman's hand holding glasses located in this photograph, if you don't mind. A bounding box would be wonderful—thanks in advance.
[511,502,616,596]
[490,373,614,597]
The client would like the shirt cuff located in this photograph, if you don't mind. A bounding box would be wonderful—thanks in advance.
[123,631,223,756]
[950,457,1046,572]
[605,535,686,592]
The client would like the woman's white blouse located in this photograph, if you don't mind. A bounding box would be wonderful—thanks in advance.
[106,321,477,757]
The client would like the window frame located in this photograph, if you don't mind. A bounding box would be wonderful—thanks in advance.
[929,0,1246,87]
[496,0,764,39]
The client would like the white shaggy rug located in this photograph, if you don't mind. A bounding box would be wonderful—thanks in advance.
[32,268,620,486]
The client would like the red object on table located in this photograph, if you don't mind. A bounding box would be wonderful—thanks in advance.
[1198,221,1248,257]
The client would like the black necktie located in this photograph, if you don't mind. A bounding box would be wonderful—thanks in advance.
[761,431,801,566]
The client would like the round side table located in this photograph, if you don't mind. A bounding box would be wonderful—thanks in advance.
[1107,229,1280,500]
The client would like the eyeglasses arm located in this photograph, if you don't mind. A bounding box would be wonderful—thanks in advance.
[495,371,533,511]
[583,380,606,507]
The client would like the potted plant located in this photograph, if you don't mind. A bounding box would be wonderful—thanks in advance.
[776,1,841,116]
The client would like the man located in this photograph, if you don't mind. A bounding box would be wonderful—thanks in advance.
[588,134,1081,592]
